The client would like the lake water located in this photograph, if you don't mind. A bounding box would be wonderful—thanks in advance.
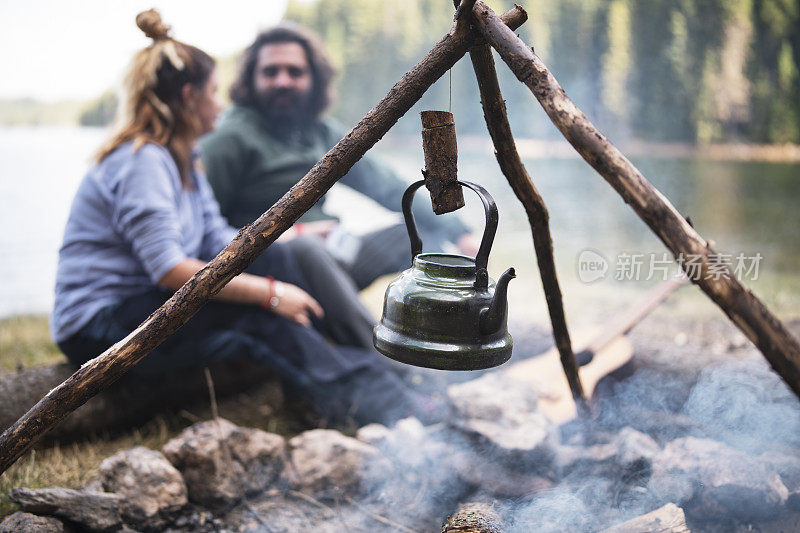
[1,126,798,322]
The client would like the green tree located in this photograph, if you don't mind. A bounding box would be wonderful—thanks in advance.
[79,91,117,127]
[748,0,800,142]
[283,0,800,144]
[601,0,632,132]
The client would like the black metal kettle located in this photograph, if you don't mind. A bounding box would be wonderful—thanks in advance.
[373,180,515,371]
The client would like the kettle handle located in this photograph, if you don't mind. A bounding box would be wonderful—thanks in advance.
[402,179,498,289]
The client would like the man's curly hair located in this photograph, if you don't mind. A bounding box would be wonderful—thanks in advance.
[230,23,336,119]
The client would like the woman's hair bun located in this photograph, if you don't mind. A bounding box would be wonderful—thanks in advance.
[136,9,171,41]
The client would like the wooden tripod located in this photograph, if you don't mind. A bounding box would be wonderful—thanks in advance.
[2,1,799,474]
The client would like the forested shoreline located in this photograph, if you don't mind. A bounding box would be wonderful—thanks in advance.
[3,0,798,145]
[287,0,800,144]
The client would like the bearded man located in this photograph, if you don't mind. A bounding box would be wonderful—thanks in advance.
[201,23,477,290]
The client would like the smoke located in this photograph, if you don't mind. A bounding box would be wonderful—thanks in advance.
[682,354,800,453]
[350,319,800,531]
[224,320,800,531]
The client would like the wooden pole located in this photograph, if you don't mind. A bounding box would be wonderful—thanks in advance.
[0,6,528,474]
[465,32,585,404]
[469,1,800,399]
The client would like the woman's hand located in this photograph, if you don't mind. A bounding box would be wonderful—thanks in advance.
[270,281,324,326]
[159,260,324,326]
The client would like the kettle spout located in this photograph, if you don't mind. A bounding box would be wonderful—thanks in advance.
[479,268,516,335]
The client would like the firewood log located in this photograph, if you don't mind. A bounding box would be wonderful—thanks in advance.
[0,360,279,444]
[442,502,503,533]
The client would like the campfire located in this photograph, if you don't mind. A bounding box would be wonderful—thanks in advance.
[4,317,800,532]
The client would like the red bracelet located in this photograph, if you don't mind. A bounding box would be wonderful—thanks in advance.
[262,276,275,310]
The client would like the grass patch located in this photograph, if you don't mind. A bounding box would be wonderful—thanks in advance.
[0,315,64,371]
[0,417,174,519]
[0,312,310,521]
[0,313,316,521]
[0,388,310,520]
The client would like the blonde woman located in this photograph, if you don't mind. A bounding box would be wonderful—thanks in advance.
[51,10,440,425]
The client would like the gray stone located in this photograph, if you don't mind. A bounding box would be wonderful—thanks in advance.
[220,488,404,532]
[447,373,556,471]
[614,427,661,468]
[788,490,800,512]
[285,429,389,499]
[220,488,338,532]
[600,503,689,533]
[451,448,553,497]
[554,442,617,478]
[357,419,467,523]
[162,418,287,510]
[82,476,104,493]
[554,427,659,481]
[760,450,800,492]
[358,417,447,471]
[355,422,391,446]
[0,511,64,532]
[9,487,122,531]
[357,417,428,450]
[649,437,788,520]
[98,446,187,529]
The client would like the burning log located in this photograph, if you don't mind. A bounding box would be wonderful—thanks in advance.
[442,502,503,533]
[420,110,464,214]
[469,1,800,400]
[0,6,528,474]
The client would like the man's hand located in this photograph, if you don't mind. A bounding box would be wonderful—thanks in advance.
[457,233,481,258]
[277,220,338,242]
[300,220,337,238]
[271,282,324,326]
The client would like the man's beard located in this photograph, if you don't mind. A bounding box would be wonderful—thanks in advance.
[255,87,316,138]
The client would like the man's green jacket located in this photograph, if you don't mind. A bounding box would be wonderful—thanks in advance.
[200,105,469,241]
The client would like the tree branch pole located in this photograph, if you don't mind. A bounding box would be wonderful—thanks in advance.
[465,37,585,403]
[469,2,800,398]
[0,6,528,474]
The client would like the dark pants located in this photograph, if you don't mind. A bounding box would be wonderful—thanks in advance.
[284,236,376,349]
[346,223,453,290]
[58,244,432,425]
